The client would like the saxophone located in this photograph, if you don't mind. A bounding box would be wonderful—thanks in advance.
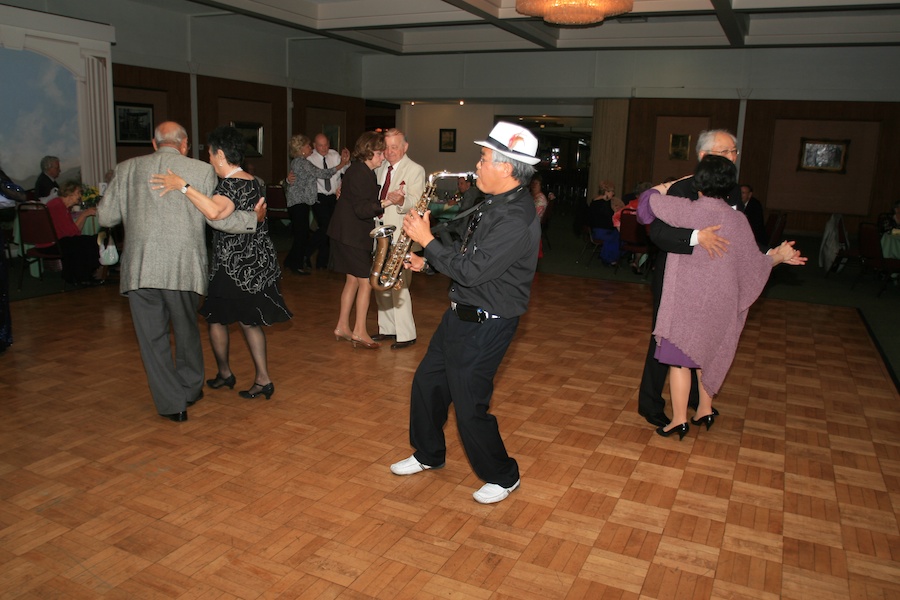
[370,171,474,291]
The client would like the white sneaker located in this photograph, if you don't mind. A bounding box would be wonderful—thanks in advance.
[390,455,443,476]
[473,479,520,504]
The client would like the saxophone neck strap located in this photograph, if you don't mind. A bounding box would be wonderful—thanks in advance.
[430,200,485,233]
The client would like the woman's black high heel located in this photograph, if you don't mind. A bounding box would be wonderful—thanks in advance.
[690,407,720,431]
[207,373,236,389]
[239,382,274,399]
[656,422,689,440]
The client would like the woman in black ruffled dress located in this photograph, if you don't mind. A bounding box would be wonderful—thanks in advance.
[152,126,291,399]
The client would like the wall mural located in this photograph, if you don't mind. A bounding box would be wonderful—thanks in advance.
[0,47,79,189]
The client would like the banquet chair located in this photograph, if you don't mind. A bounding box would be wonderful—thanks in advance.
[264,184,290,234]
[615,209,654,277]
[765,212,787,248]
[575,225,605,266]
[852,222,884,290]
[16,202,65,291]
[825,214,858,277]
[265,185,289,219]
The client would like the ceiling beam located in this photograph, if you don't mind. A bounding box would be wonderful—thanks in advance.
[441,0,560,49]
[710,0,748,47]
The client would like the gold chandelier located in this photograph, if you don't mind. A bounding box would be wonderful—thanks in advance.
[516,0,634,25]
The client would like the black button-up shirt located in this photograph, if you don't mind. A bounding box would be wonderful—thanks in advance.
[424,184,540,318]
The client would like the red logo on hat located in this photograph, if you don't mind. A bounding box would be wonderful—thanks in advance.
[508,133,525,150]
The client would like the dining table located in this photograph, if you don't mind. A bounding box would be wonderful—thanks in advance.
[881,230,900,260]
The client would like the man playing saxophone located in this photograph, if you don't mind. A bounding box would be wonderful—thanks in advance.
[372,129,426,350]
[389,122,541,504]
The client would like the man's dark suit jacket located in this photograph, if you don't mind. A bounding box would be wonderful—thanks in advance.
[34,173,58,198]
[741,196,767,249]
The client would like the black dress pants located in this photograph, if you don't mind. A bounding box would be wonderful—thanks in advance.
[311,194,336,268]
[409,308,520,488]
[285,203,310,270]
[58,235,100,283]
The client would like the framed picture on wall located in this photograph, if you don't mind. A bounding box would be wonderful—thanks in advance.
[231,121,264,157]
[799,138,849,173]
[439,129,456,153]
[668,134,691,161]
[114,103,154,145]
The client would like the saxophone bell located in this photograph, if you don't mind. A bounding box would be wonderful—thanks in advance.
[370,224,396,240]
[369,171,475,291]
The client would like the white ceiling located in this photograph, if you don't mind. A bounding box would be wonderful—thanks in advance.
[146,0,900,55]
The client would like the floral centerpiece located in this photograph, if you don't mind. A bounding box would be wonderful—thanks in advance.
[81,184,101,208]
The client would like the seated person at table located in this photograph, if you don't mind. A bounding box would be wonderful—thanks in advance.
[46,181,102,285]
[882,200,900,234]
[587,180,623,265]
[34,156,61,200]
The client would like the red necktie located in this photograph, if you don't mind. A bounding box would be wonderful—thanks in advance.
[380,165,393,201]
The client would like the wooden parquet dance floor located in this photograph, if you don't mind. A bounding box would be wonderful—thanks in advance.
[2,267,900,599]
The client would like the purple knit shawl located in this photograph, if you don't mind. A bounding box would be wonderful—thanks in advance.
[646,191,773,396]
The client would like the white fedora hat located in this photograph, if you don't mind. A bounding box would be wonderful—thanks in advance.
[475,122,540,166]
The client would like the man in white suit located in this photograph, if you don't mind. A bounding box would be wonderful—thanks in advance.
[98,121,263,422]
[373,128,426,349]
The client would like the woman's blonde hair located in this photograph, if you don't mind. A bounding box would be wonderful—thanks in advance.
[289,134,310,158]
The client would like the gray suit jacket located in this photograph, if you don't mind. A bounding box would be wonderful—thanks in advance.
[98,146,257,295]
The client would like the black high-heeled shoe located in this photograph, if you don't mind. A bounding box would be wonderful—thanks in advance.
[656,422,689,440]
[690,407,720,431]
[207,373,236,389]
[239,382,274,399]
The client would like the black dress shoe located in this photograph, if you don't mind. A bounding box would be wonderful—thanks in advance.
[656,422,689,440]
[371,334,396,342]
[639,410,671,428]
[239,382,274,399]
[391,339,417,350]
[690,407,720,431]
[207,373,236,389]
[160,412,188,422]
[187,390,203,407]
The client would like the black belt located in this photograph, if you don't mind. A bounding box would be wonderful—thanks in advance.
[451,301,502,323]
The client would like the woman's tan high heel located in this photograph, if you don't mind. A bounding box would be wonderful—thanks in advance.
[334,329,352,342]
[351,335,380,350]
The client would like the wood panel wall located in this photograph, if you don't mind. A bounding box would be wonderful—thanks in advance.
[742,100,900,235]
[196,76,288,185]
[623,97,900,234]
[111,66,366,185]
[624,98,741,197]
[111,65,191,164]
[291,89,366,154]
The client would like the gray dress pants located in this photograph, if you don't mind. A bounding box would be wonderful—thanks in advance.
[128,288,204,415]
